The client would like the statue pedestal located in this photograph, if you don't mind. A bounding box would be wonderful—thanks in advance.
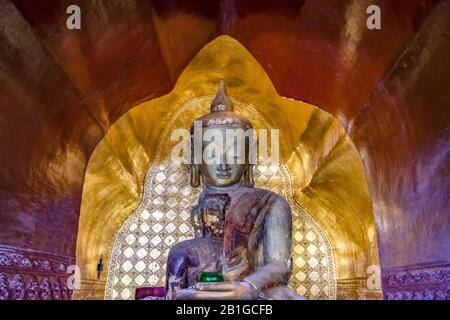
[135,287,165,300]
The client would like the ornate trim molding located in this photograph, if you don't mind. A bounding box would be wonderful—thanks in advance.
[382,262,450,300]
[0,245,75,300]
[73,280,105,300]
[336,278,382,300]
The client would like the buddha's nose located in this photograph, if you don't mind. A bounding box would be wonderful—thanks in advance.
[217,152,230,171]
[217,163,231,172]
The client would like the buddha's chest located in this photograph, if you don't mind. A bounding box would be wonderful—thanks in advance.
[200,191,273,249]
[200,192,266,233]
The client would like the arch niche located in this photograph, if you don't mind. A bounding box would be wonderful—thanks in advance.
[74,36,381,300]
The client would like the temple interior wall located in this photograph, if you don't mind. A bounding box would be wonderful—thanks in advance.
[0,0,448,300]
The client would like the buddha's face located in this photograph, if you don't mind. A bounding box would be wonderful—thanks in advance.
[198,127,247,187]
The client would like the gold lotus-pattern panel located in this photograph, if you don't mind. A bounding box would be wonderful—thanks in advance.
[105,97,336,300]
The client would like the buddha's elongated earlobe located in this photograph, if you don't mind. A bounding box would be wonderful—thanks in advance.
[244,165,254,187]
[190,165,201,187]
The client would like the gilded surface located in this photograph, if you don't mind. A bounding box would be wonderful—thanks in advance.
[74,36,381,300]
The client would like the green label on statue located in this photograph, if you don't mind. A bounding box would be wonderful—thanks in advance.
[198,272,225,283]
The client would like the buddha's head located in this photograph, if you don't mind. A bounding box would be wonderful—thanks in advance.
[190,80,254,188]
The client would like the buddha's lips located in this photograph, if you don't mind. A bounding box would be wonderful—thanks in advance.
[216,172,231,179]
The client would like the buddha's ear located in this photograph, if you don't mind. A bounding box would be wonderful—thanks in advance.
[244,165,254,188]
[190,164,201,188]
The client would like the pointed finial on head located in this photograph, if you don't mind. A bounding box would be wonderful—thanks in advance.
[211,80,234,112]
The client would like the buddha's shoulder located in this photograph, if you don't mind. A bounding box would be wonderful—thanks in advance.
[239,186,290,207]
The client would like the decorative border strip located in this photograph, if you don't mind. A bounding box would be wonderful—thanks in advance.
[336,279,382,300]
[0,245,75,300]
[382,262,450,300]
[73,280,106,300]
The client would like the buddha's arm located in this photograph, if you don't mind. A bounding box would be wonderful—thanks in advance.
[243,197,293,291]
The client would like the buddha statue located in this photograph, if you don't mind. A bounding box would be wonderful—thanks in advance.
[165,81,304,300]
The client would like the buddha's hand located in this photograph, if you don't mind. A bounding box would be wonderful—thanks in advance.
[175,281,259,300]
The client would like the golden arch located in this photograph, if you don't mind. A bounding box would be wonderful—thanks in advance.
[105,96,336,299]
[74,36,381,300]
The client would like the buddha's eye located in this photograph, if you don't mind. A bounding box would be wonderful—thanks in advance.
[204,152,218,163]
